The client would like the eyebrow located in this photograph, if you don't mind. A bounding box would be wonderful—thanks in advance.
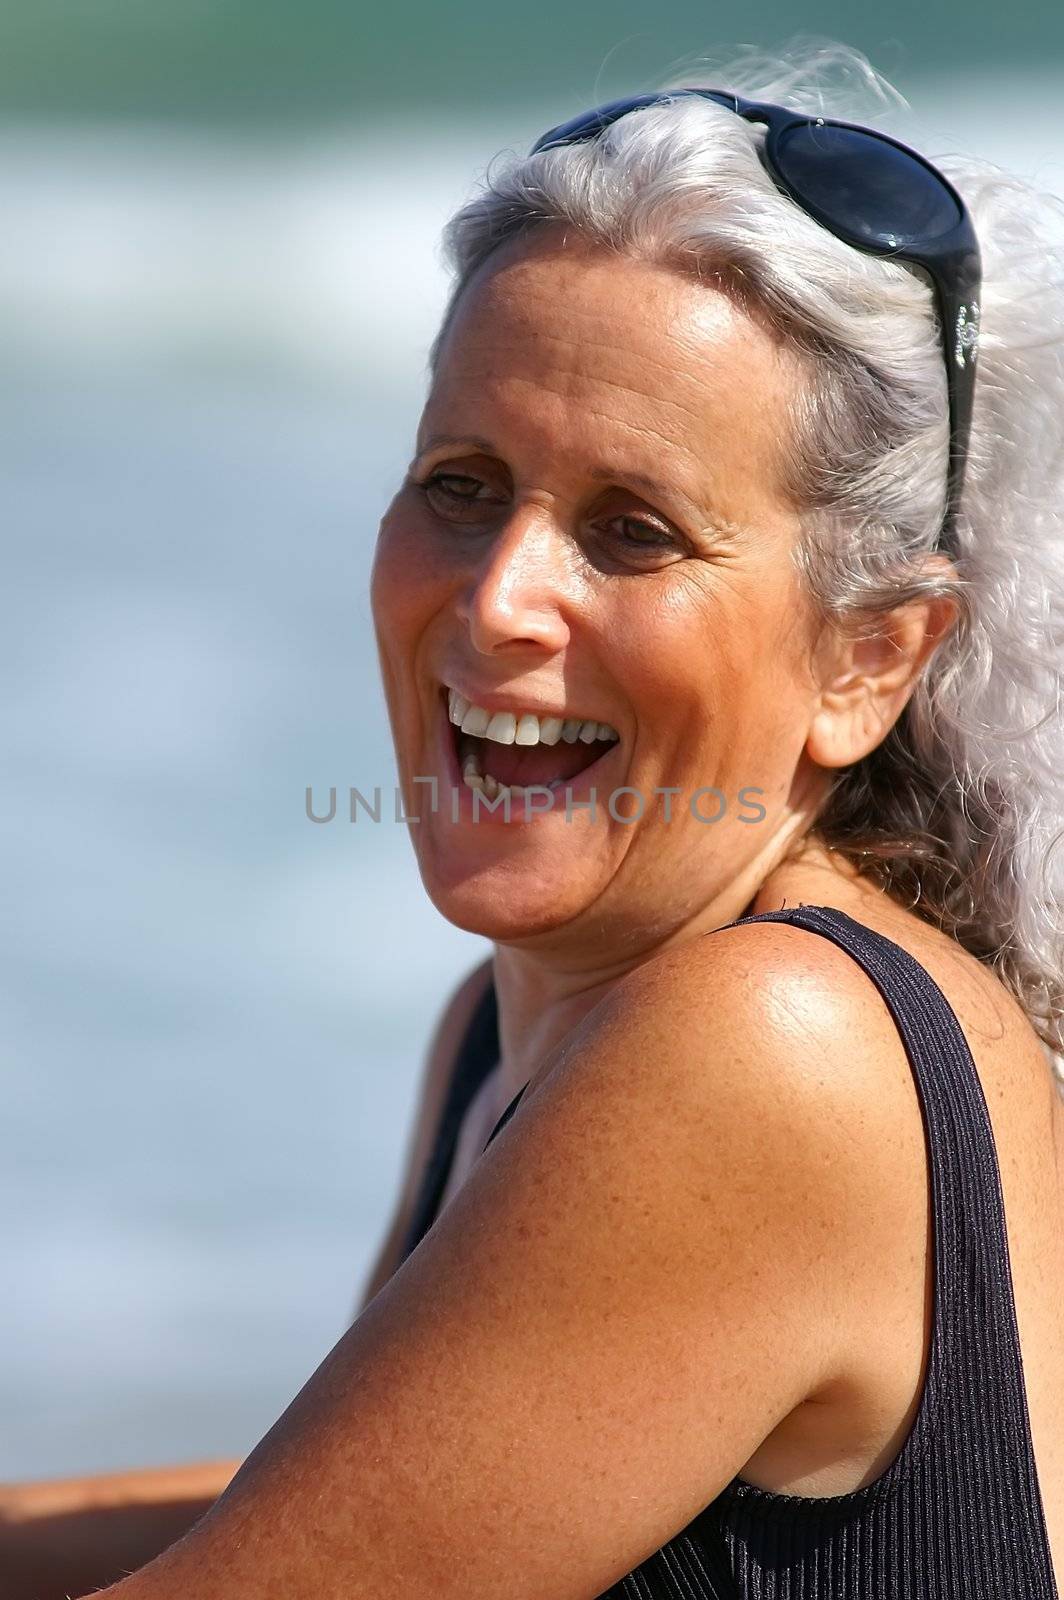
[413,435,744,541]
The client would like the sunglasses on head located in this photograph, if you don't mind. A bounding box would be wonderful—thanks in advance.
[530,89,982,557]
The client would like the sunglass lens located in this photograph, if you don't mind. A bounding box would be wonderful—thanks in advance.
[774,123,962,248]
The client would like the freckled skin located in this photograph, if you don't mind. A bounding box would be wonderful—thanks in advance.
[372,235,827,930]
[369,226,954,1083]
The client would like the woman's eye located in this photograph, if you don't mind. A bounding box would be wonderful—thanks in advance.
[411,474,682,560]
[605,517,681,556]
[418,471,498,517]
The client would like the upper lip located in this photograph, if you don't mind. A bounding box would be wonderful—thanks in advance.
[439,677,615,728]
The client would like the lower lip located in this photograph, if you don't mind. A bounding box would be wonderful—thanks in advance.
[432,693,621,827]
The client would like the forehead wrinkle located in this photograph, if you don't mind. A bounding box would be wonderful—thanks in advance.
[443,362,702,434]
[476,318,725,388]
[447,320,737,410]
[440,325,785,466]
[472,259,751,366]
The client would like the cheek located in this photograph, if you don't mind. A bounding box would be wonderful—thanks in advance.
[370,504,450,645]
[612,576,808,752]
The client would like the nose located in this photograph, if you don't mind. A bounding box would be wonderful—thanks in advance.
[456,505,574,657]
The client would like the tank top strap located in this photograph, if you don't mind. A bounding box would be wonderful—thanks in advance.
[723,900,1039,1503]
[483,1077,528,1150]
[397,977,499,1264]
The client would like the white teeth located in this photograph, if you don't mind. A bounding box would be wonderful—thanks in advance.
[449,690,470,726]
[484,711,517,744]
[461,760,568,804]
[462,773,561,805]
[460,704,491,737]
[447,686,619,746]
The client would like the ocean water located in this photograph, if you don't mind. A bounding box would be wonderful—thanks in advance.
[3,77,1064,1480]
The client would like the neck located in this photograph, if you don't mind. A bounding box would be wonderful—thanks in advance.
[486,841,872,1105]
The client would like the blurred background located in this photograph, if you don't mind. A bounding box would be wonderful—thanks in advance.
[3,1,1064,1480]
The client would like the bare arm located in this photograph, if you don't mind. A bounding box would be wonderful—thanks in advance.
[94,924,897,1600]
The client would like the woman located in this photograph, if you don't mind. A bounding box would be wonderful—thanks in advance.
[5,44,1064,1598]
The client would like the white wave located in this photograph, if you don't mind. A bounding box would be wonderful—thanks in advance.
[2,75,1062,385]
[0,116,533,386]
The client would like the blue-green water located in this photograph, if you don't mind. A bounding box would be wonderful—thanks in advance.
[0,6,1061,120]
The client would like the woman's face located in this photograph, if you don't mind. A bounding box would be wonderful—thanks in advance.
[371,229,836,953]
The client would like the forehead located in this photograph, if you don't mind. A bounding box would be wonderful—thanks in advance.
[425,233,801,517]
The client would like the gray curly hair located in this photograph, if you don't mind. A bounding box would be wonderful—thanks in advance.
[428,40,1064,1089]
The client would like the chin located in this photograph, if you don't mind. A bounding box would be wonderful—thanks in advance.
[412,843,595,942]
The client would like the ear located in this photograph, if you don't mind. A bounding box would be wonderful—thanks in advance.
[806,581,959,770]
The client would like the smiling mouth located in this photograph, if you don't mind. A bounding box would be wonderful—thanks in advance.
[443,687,620,803]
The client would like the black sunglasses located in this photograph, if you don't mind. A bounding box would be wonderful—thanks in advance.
[531,90,982,556]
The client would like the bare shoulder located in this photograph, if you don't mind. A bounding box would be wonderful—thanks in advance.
[485,914,921,1392]
[581,909,1062,1494]
[113,928,933,1598]
[562,913,909,1120]
[532,913,928,1347]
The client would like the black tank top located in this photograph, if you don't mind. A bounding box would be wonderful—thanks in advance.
[398,903,1060,1598]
